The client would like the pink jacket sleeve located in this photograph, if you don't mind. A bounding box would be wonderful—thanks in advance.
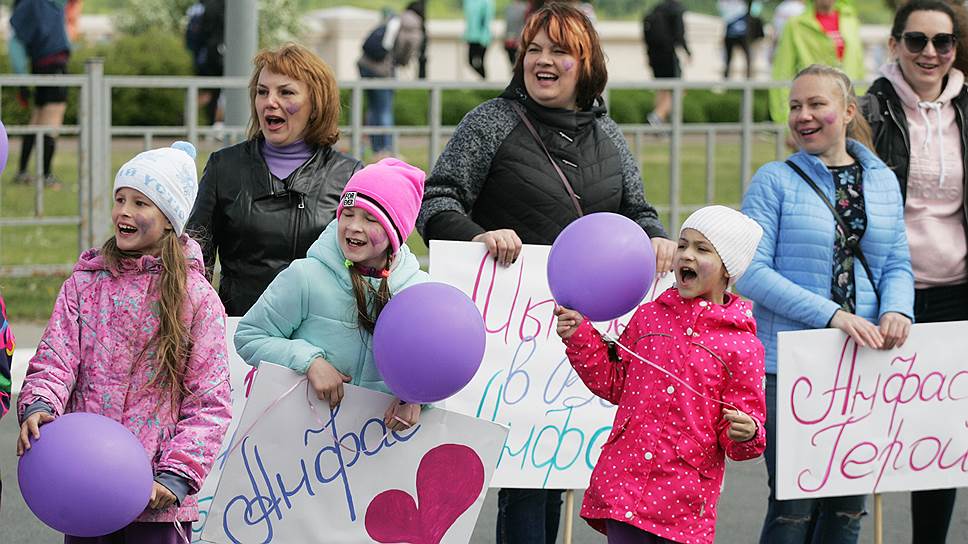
[155,290,232,494]
[717,336,767,461]
[18,275,82,420]
[563,314,643,405]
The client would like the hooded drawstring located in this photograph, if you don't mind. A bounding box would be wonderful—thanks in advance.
[916,100,947,187]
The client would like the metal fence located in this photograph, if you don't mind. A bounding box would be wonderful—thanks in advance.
[1,60,796,277]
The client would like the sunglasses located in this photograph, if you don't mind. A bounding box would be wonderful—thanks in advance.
[897,31,958,55]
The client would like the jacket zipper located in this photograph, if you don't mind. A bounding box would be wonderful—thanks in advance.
[882,93,912,170]
[955,104,968,228]
[291,194,305,261]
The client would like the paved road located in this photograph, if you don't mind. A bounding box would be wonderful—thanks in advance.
[1,325,964,542]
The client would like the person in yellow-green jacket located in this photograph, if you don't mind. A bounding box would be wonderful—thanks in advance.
[769,0,865,124]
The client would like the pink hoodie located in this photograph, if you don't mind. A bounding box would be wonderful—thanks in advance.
[18,237,232,523]
[882,62,968,288]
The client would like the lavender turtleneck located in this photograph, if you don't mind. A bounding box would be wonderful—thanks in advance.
[261,139,313,180]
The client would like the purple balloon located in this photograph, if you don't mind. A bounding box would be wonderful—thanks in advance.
[374,282,486,403]
[0,119,8,176]
[548,212,656,322]
[18,412,153,537]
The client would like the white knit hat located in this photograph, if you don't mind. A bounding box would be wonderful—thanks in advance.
[113,141,198,236]
[680,205,763,285]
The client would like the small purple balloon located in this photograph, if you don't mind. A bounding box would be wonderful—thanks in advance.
[18,412,153,537]
[548,212,656,322]
[374,282,486,403]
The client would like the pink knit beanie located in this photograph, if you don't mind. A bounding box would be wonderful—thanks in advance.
[336,158,426,255]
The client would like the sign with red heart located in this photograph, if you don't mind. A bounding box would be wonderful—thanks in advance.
[201,362,508,544]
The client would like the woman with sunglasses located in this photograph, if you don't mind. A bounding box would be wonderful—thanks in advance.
[859,1,965,541]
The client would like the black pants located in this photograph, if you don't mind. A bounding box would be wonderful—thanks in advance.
[910,283,964,543]
[468,43,487,79]
[724,36,752,79]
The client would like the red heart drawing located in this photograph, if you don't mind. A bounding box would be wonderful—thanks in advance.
[364,443,485,544]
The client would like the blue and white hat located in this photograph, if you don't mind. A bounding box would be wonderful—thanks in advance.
[113,141,198,236]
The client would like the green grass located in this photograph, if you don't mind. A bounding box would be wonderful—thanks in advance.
[0,133,781,322]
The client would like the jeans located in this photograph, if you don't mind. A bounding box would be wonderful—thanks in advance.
[760,374,867,544]
[496,488,563,544]
[605,520,673,543]
[908,284,965,543]
[358,65,394,154]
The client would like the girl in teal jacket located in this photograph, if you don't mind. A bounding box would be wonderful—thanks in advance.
[235,158,428,431]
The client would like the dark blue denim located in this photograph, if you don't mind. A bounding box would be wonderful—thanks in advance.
[496,488,563,544]
[357,64,394,154]
[760,374,867,544]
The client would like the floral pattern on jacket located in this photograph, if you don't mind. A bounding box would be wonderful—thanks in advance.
[17,236,232,523]
[563,288,766,544]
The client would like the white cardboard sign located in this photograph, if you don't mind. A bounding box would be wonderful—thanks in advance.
[429,240,674,489]
[777,324,968,500]
[200,362,509,544]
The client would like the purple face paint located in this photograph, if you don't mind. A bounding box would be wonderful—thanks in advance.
[285,103,301,115]
[367,224,389,246]
[822,113,837,125]
[562,60,575,72]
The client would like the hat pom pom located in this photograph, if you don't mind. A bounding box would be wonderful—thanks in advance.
[171,141,197,159]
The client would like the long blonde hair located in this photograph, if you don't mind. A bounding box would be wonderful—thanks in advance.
[794,64,875,151]
[101,230,191,406]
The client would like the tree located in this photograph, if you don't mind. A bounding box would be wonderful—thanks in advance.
[117,0,302,47]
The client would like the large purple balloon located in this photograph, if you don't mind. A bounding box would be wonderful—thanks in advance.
[548,212,656,321]
[18,412,153,537]
[374,282,486,403]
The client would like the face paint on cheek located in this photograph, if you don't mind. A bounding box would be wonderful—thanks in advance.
[822,113,837,125]
[367,225,390,246]
[562,60,575,71]
[285,103,301,115]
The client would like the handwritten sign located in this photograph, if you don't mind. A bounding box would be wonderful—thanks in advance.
[200,362,508,544]
[192,318,256,542]
[429,240,674,489]
[776,324,968,500]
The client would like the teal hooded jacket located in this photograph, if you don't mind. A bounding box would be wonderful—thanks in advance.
[234,220,428,394]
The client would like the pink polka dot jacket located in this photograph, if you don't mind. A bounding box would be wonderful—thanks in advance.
[18,237,232,523]
[563,287,766,543]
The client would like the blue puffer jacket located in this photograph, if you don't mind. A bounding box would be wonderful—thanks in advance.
[235,220,428,393]
[737,140,914,374]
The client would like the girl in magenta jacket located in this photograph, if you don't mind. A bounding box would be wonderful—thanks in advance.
[17,142,232,543]
[556,206,767,544]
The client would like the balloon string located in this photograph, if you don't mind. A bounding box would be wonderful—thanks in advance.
[173,521,190,544]
[223,377,411,462]
[603,334,740,413]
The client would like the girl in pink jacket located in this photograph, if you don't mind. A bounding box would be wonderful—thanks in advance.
[556,206,767,544]
[16,142,232,543]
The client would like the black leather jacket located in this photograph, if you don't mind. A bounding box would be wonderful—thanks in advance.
[187,139,362,316]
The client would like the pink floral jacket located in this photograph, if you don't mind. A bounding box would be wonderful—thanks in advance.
[564,288,766,544]
[18,237,232,523]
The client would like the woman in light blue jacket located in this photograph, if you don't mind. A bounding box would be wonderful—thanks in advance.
[235,159,429,431]
[738,65,914,544]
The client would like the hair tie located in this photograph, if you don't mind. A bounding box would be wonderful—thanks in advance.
[380,268,390,279]
[344,258,353,268]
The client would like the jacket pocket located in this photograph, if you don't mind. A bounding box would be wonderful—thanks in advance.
[675,431,720,479]
[602,412,631,447]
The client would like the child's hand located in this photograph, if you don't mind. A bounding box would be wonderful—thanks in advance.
[384,397,421,432]
[149,481,177,510]
[555,306,584,340]
[17,411,55,456]
[723,408,757,442]
[307,357,352,408]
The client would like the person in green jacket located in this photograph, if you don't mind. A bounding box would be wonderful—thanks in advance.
[235,158,429,431]
[769,0,865,125]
